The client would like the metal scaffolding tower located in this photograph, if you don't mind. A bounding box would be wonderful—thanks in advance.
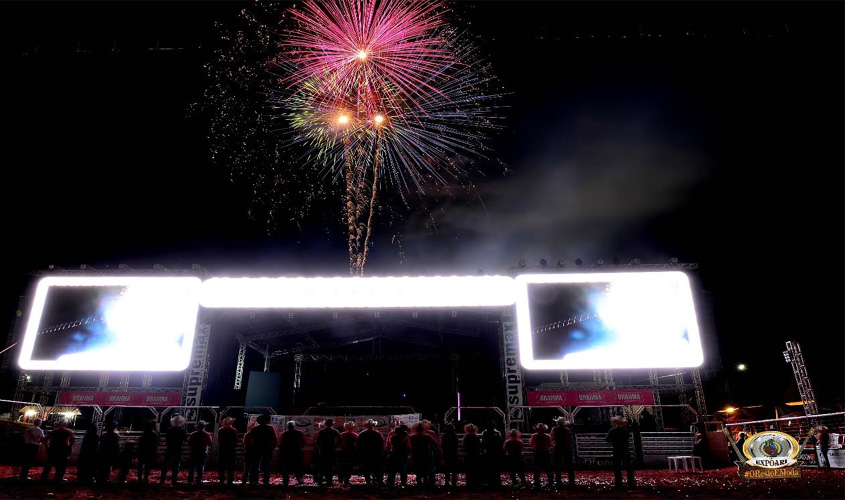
[783,341,819,420]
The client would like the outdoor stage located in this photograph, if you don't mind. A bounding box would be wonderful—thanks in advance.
[0,465,841,500]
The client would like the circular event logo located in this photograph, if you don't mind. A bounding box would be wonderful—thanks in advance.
[742,431,800,468]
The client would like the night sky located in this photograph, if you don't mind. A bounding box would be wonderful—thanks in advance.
[1,1,842,413]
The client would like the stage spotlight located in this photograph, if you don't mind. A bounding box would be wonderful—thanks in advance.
[631,258,641,265]
[612,258,620,265]
[595,259,604,266]
[539,259,547,267]
[556,259,566,268]
[518,260,527,268]
[574,258,583,267]
[669,257,679,264]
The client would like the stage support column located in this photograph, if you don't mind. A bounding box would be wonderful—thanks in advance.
[648,369,665,431]
[234,342,246,390]
[500,307,524,425]
[182,311,213,424]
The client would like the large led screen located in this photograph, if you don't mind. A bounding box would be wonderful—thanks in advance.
[18,276,201,371]
[514,271,703,370]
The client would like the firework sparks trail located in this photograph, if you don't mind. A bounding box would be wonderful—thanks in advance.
[273,0,506,275]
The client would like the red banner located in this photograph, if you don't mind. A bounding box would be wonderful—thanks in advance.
[526,390,654,407]
[58,391,182,407]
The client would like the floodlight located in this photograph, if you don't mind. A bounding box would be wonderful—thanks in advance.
[199,276,517,308]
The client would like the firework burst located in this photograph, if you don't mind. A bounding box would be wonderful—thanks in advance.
[272,0,507,275]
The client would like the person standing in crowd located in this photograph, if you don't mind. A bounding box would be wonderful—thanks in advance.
[160,414,188,485]
[97,420,121,484]
[481,420,504,488]
[40,418,76,483]
[503,428,528,488]
[244,414,278,486]
[605,415,636,490]
[385,423,410,488]
[137,420,159,484]
[279,421,306,487]
[462,423,482,489]
[313,418,341,487]
[529,422,553,490]
[729,431,747,463]
[410,422,437,488]
[422,420,439,487]
[97,420,120,484]
[186,420,213,485]
[438,422,459,489]
[338,421,359,487]
[215,417,238,486]
[551,417,576,488]
[816,425,831,470]
[75,424,99,485]
[693,431,707,470]
[356,419,385,487]
[19,417,45,481]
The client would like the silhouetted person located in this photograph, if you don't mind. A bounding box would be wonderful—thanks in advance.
[20,418,45,481]
[503,429,528,488]
[337,421,359,487]
[693,431,707,469]
[422,420,439,486]
[216,417,238,485]
[410,422,437,488]
[462,423,482,489]
[244,413,277,486]
[816,425,831,470]
[356,419,385,486]
[551,417,575,488]
[40,418,76,483]
[439,423,459,488]
[76,424,99,484]
[386,423,410,487]
[97,420,121,484]
[186,420,213,485]
[529,423,553,490]
[313,418,341,486]
[605,416,635,490]
[160,414,188,485]
[137,420,159,483]
[279,420,306,486]
[481,420,504,488]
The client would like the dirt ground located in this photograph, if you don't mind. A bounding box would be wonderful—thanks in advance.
[0,465,841,500]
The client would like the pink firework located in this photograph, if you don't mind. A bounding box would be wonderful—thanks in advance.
[279,0,455,106]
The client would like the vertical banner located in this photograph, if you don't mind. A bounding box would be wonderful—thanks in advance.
[182,319,211,423]
[502,310,524,423]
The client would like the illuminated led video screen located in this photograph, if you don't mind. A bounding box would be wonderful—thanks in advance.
[514,271,703,370]
[18,276,201,371]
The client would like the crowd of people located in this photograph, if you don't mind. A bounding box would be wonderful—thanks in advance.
[14,413,647,491]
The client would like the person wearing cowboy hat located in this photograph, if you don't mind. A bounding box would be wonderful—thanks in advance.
[529,422,553,490]
[160,414,188,485]
[313,419,341,487]
[551,416,576,488]
[605,416,635,490]
[217,417,238,485]
[356,419,385,487]
[462,423,482,489]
